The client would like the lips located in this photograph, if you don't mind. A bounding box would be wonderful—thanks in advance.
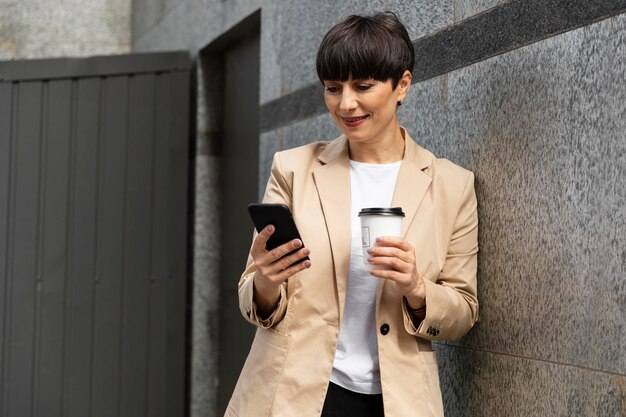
[340,115,369,127]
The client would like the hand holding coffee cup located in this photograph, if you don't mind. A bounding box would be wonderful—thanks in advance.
[359,207,405,269]
[360,207,426,303]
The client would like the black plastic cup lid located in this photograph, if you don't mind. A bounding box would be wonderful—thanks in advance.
[358,207,405,217]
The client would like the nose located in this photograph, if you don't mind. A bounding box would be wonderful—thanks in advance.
[339,87,357,112]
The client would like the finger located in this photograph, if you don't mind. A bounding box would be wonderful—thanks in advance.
[272,247,311,271]
[274,257,312,282]
[369,267,406,283]
[368,255,411,273]
[255,238,304,276]
[369,268,417,296]
[367,246,413,264]
[369,267,415,287]
[251,225,275,255]
[375,236,413,252]
[258,252,311,287]
[267,238,303,263]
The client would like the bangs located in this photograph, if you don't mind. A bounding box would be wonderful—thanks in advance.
[316,14,414,87]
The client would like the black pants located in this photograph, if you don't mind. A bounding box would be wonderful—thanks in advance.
[321,382,384,417]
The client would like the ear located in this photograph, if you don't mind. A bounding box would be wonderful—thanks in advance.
[397,70,412,101]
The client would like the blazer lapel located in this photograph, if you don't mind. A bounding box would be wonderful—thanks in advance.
[313,136,351,323]
[377,129,433,311]
[392,129,433,237]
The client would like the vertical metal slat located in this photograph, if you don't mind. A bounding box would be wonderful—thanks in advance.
[64,77,100,417]
[0,81,14,417]
[92,76,128,417]
[147,72,170,417]
[119,74,155,417]
[7,81,43,417]
[34,79,73,417]
[167,70,190,417]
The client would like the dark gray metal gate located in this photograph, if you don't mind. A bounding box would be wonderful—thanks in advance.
[0,52,192,417]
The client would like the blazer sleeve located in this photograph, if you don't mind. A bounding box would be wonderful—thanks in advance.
[238,152,292,329]
[402,171,479,341]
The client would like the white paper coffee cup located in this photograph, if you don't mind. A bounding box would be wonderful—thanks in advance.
[359,207,405,269]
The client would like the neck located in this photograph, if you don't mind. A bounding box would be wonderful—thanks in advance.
[348,125,405,163]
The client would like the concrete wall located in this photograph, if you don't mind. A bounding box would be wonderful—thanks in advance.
[0,0,130,60]
[132,1,626,416]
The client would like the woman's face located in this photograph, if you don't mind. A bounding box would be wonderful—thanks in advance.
[323,71,410,145]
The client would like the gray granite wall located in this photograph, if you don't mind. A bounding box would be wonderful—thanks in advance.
[0,0,130,59]
[132,1,626,416]
[414,15,626,416]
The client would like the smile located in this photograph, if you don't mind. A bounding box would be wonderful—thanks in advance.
[340,115,369,127]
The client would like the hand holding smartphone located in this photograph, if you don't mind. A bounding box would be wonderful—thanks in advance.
[247,203,310,262]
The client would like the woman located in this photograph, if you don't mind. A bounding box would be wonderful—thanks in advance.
[226,12,478,417]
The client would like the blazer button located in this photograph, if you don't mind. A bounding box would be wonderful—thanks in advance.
[380,323,390,335]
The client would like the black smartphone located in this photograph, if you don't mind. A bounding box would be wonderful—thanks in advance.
[247,203,309,261]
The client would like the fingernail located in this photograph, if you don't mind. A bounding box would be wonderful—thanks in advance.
[293,240,302,248]
[367,248,373,254]
[376,237,382,243]
[304,260,311,268]
[303,248,310,256]
[368,257,373,263]
[267,225,274,233]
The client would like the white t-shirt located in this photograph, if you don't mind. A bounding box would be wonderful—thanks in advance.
[330,159,401,394]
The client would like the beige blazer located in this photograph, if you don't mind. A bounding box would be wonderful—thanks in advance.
[226,128,479,417]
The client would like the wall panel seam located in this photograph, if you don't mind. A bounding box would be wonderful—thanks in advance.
[89,76,105,417]
[90,76,107,417]
[438,344,626,377]
[31,80,47,417]
[116,75,132,417]
[143,73,158,416]
[60,79,78,417]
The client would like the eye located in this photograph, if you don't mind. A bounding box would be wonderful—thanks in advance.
[325,85,340,93]
[356,84,372,91]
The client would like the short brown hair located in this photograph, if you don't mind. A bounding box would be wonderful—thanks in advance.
[316,12,414,89]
